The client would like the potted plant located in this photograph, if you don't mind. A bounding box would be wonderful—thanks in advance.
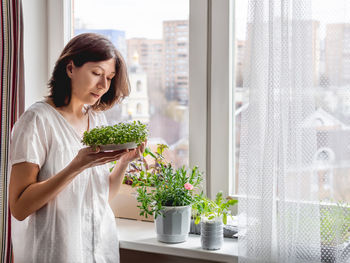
[320,202,350,263]
[192,191,237,250]
[109,144,168,221]
[135,162,203,243]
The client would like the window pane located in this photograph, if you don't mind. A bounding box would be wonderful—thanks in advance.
[234,0,248,195]
[310,1,350,202]
[73,0,189,168]
[234,0,350,201]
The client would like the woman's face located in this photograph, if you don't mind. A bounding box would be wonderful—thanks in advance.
[67,58,116,105]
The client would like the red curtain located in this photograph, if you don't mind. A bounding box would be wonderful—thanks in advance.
[1,0,25,262]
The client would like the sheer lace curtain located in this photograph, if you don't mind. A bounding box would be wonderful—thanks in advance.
[238,0,350,262]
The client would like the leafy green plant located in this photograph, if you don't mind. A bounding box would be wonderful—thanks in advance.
[82,120,148,147]
[110,143,203,219]
[135,163,203,219]
[122,144,168,186]
[192,191,238,225]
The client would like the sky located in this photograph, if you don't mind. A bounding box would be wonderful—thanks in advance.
[74,0,350,41]
[74,0,189,39]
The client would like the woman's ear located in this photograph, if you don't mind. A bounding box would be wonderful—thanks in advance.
[66,61,74,78]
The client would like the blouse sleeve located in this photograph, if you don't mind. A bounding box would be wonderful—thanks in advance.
[10,110,49,169]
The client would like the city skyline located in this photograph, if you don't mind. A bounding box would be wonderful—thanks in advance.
[74,18,189,105]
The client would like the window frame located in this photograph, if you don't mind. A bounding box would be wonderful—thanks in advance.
[47,0,72,77]
[22,0,73,109]
[49,0,234,199]
[190,0,234,198]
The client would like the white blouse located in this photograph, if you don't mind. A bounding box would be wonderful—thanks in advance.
[10,101,119,263]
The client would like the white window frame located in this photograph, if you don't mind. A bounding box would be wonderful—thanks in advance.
[47,0,73,77]
[22,0,72,109]
[48,0,234,199]
[190,0,233,199]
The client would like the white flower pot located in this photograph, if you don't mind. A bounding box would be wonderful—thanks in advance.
[155,205,191,243]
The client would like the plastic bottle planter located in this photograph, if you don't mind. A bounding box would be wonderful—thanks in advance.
[155,205,191,243]
[200,216,224,250]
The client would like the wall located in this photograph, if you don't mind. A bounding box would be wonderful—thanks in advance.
[22,0,48,110]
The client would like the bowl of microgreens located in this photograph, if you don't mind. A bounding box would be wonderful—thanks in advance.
[82,120,148,152]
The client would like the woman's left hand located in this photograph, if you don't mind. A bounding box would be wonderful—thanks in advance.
[118,140,147,164]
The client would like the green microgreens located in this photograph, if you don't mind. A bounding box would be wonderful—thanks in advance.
[82,120,148,147]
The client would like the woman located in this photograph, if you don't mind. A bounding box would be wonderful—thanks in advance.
[9,33,144,262]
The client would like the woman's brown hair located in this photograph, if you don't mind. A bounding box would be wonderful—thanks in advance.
[48,33,130,111]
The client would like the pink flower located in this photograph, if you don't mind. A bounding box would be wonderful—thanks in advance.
[184,183,193,190]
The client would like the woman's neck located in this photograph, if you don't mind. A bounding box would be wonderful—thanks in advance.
[46,98,87,119]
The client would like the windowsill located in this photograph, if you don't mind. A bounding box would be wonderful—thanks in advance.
[116,218,238,263]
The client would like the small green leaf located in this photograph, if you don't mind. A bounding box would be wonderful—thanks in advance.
[223,213,227,225]
[227,199,238,206]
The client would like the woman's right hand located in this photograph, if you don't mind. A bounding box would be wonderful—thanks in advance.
[70,147,127,172]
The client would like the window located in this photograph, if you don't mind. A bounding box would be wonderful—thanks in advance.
[233,0,350,201]
[136,103,142,114]
[177,36,187,42]
[73,0,189,168]
[233,0,248,195]
[136,80,142,92]
[47,0,231,199]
